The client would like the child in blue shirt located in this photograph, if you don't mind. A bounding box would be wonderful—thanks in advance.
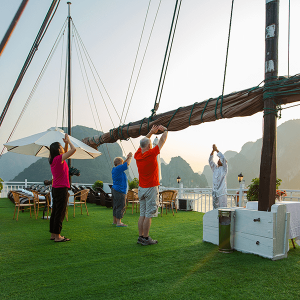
[111,152,132,227]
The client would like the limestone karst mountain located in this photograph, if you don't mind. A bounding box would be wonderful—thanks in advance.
[202,119,300,189]
[3,119,300,190]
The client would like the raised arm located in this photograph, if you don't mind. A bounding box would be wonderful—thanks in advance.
[124,152,133,166]
[146,125,159,139]
[64,141,68,153]
[62,134,76,161]
[217,151,228,173]
[157,125,168,150]
[209,153,217,171]
[209,144,217,171]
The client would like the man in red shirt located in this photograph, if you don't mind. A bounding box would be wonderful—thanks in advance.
[134,125,168,246]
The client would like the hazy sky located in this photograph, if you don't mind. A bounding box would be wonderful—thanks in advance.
[1,0,300,177]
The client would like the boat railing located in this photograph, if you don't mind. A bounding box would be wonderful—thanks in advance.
[0,180,94,198]
[159,186,300,213]
[159,186,244,213]
[1,181,42,197]
[2,181,300,213]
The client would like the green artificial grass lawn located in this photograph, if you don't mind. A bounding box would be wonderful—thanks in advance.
[1,198,300,300]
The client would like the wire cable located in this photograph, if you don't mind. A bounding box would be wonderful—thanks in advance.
[73,23,136,177]
[72,24,137,176]
[219,0,235,119]
[123,0,162,125]
[119,0,152,125]
[73,27,113,168]
[0,0,61,128]
[151,0,182,116]
[1,20,67,156]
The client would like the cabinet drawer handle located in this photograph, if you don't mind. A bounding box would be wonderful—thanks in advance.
[253,218,260,222]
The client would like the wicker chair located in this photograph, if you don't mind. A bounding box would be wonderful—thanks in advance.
[160,190,178,216]
[68,189,89,218]
[31,190,49,220]
[11,191,36,221]
[126,189,139,214]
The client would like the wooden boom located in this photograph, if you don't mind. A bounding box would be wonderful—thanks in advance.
[82,74,300,148]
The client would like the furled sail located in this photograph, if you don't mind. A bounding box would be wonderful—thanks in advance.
[82,75,300,148]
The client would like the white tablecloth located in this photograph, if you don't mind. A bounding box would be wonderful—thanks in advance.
[279,201,300,241]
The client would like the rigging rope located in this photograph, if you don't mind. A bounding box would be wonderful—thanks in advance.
[220,0,235,119]
[262,74,300,118]
[73,24,139,151]
[72,23,137,177]
[281,102,300,110]
[0,0,61,129]
[73,24,120,125]
[73,26,113,168]
[151,0,182,117]
[73,33,98,131]
[119,0,152,125]
[0,20,67,156]
[122,0,162,125]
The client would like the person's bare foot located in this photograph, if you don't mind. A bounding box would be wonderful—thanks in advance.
[116,223,128,227]
[54,235,64,242]
[55,236,71,242]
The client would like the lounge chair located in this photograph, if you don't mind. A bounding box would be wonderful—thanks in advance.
[96,187,113,208]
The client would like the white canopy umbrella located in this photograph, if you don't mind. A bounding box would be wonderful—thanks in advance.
[4,127,101,159]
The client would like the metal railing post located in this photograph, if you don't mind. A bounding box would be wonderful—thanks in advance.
[239,182,243,207]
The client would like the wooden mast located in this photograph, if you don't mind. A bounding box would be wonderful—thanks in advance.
[67,2,72,182]
[258,0,279,211]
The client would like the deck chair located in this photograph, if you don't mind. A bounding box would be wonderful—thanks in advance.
[160,190,178,216]
[11,191,36,221]
[69,189,89,218]
[38,185,51,195]
[96,187,113,208]
[71,185,81,193]
[86,187,100,204]
[31,190,49,220]
[126,189,139,214]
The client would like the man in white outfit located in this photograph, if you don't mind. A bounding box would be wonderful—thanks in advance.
[209,144,228,209]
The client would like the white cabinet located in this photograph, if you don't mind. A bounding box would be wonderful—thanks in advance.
[203,204,290,260]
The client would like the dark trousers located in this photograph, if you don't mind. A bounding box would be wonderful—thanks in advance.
[112,188,126,219]
[50,187,68,234]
